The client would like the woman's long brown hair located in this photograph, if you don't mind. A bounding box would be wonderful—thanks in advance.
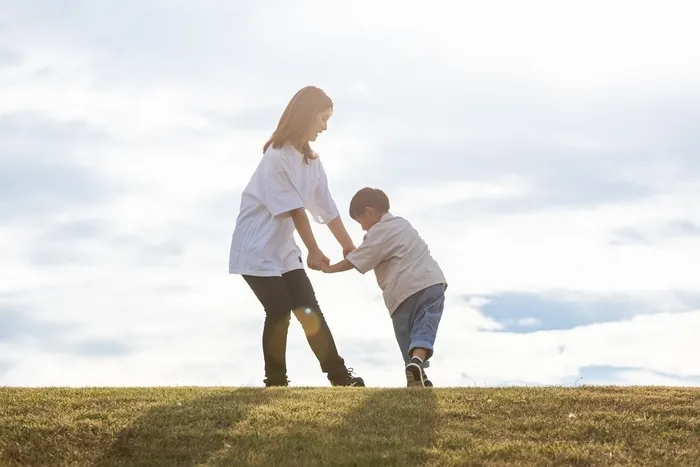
[263,86,333,164]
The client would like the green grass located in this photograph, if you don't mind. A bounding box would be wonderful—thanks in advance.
[1,386,699,466]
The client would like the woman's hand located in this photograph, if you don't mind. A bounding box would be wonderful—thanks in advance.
[307,248,330,271]
[343,245,356,258]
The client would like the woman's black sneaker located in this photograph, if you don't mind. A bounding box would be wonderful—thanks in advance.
[329,368,365,387]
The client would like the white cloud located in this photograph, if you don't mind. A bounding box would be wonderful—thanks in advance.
[1,0,699,388]
[310,0,700,90]
[516,318,540,328]
[435,309,700,387]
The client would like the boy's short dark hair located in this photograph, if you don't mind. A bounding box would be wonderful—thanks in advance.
[349,187,390,220]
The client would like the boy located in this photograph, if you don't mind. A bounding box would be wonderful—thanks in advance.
[321,187,447,387]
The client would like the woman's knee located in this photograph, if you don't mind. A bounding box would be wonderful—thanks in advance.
[283,270,322,312]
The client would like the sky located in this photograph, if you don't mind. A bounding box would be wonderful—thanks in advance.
[1,0,700,388]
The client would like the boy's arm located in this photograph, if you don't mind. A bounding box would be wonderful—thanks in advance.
[321,258,355,274]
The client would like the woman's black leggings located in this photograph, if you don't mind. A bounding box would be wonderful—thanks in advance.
[243,269,347,385]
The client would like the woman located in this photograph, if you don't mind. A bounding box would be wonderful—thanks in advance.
[229,86,365,387]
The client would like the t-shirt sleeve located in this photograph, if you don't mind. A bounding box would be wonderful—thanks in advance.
[345,228,389,274]
[306,163,340,224]
[261,168,305,218]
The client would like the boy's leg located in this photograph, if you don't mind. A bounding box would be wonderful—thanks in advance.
[392,302,428,387]
[393,284,445,387]
[242,275,294,387]
[282,269,365,387]
[391,304,413,367]
[407,283,445,363]
[390,289,428,387]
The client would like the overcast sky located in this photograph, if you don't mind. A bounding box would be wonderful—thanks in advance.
[2,0,700,387]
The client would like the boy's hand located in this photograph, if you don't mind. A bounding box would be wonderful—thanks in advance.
[321,259,354,274]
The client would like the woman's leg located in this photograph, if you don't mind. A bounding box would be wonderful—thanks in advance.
[282,268,365,386]
[242,274,295,386]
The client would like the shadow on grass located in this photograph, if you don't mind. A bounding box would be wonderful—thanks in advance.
[94,388,275,467]
[96,387,439,466]
[229,388,441,466]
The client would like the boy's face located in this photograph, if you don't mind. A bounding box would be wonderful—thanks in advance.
[354,207,383,231]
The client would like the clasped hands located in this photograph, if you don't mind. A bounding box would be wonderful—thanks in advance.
[307,245,355,272]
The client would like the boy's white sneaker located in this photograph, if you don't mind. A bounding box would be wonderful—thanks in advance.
[405,357,431,387]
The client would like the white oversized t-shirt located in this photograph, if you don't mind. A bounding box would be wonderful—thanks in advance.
[228,144,340,277]
[345,213,447,316]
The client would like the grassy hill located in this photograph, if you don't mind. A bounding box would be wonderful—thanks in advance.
[1,386,698,466]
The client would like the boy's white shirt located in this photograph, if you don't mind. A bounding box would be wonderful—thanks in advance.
[229,144,340,277]
[345,212,447,316]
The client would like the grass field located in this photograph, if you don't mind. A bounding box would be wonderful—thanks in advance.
[1,386,699,466]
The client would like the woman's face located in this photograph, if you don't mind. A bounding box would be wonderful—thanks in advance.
[307,107,333,142]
